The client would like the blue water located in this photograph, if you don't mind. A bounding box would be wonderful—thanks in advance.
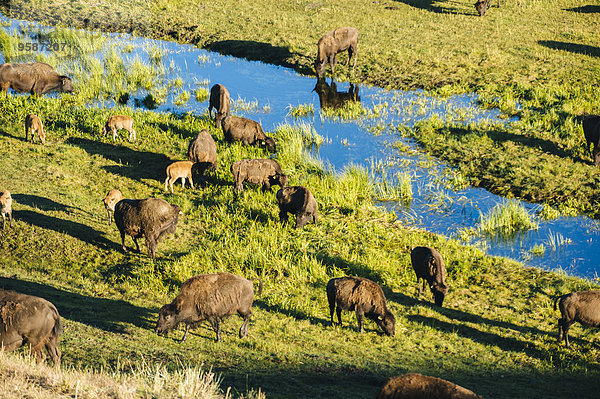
[2,16,599,279]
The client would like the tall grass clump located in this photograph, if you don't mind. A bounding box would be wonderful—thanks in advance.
[372,169,412,206]
[287,103,314,118]
[195,87,209,102]
[275,122,324,175]
[478,199,539,237]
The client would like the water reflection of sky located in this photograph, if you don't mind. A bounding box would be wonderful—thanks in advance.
[2,17,599,280]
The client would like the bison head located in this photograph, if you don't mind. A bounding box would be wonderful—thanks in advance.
[474,0,488,16]
[376,310,396,337]
[263,137,277,153]
[432,284,448,307]
[314,60,327,78]
[59,76,74,93]
[155,302,179,334]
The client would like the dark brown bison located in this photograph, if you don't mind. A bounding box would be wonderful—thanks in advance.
[583,115,600,166]
[208,84,231,128]
[313,77,360,110]
[0,289,62,366]
[187,129,218,182]
[276,186,318,228]
[411,246,448,307]
[377,373,483,399]
[314,27,358,78]
[221,116,276,153]
[114,198,183,259]
[1,190,13,230]
[156,272,262,342]
[231,159,288,192]
[554,290,600,348]
[327,276,395,336]
[474,0,500,16]
[0,62,74,95]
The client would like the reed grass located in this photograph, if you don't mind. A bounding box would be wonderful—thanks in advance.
[478,200,539,238]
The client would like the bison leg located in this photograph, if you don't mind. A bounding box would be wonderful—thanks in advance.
[180,324,190,343]
[188,173,194,190]
[336,307,343,326]
[209,317,222,342]
[30,342,47,364]
[45,340,61,367]
[238,310,252,338]
[164,176,170,192]
[593,143,600,166]
[120,231,128,253]
[145,236,156,259]
[129,128,136,142]
[9,211,13,228]
[1,214,5,230]
[181,176,186,190]
[355,310,365,333]
[561,320,574,348]
[279,210,289,223]
[329,55,336,76]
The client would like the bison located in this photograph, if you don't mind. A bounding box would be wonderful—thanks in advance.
[326,276,395,336]
[103,115,136,142]
[474,0,500,16]
[0,190,13,230]
[276,186,317,228]
[313,77,360,110]
[411,246,448,307]
[114,197,183,259]
[231,159,288,192]
[222,116,276,153]
[554,290,600,348]
[187,129,218,183]
[208,84,231,128]
[156,272,262,342]
[25,114,45,144]
[314,27,358,79]
[0,289,62,366]
[0,62,73,95]
[102,189,123,226]
[377,373,483,399]
[165,160,196,193]
[583,115,600,166]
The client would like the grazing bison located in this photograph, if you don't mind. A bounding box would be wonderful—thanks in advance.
[165,161,196,193]
[276,186,317,228]
[327,276,395,336]
[103,115,136,142]
[582,115,600,166]
[114,198,183,259]
[208,84,231,128]
[411,246,448,307]
[313,77,360,110]
[314,27,358,79]
[554,290,600,348]
[222,116,277,153]
[156,272,262,342]
[474,0,499,16]
[231,159,288,192]
[0,289,62,366]
[377,373,483,399]
[25,114,45,144]
[187,129,218,182]
[102,189,123,226]
[1,190,13,230]
[0,62,74,95]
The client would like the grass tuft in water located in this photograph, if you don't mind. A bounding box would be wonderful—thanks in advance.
[287,103,314,118]
[478,200,539,237]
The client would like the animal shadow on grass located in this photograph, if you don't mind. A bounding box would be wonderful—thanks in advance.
[391,0,477,16]
[15,209,118,251]
[66,137,172,183]
[12,194,87,215]
[147,121,198,141]
[0,127,27,142]
[253,299,330,328]
[0,276,155,332]
[538,40,600,58]
[313,252,387,286]
[565,5,600,13]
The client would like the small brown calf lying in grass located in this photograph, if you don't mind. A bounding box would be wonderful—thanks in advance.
[103,115,136,142]
[165,161,195,193]
[0,190,13,229]
[25,114,45,144]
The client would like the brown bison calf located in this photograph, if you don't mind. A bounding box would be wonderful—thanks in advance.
[231,159,288,192]
[114,197,183,259]
[103,115,136,142]
[1,190,13,230]
[314,27,358,78]
[583,115,600,166]
[156,272,262,342]
[276,186,318,229]
[326,276,395,336]
[25,114,45,144]
[187,129,218,183]
[222,116,277,153]
[0,289,62,366]
[165,161,196,193]
[475,0,500,16]
[377,373,483,399]
[411,246,448,307]
[102,189,123,226]
[208,84,231,128]
[555,290,600,348]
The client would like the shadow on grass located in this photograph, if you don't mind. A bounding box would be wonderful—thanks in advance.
[207,40,312,71]
[538,40,600,58]
[0,127,25,142]
[12,193,88,215]
[65,137,172,183]
[313,252,387,285]
[392,0,478,16]
[0,276,154,332]
[565,5,600,13]
[15,209,118,251]
[254,299,330,328]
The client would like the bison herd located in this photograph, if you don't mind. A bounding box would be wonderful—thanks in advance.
[1,25,600,399]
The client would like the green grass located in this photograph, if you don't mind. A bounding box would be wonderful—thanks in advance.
[1,92,600,398]
[477,199,539,238]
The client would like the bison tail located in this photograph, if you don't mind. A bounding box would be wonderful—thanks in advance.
[253,278,263,296]
[553,294,565,311]
[52,311,63,338]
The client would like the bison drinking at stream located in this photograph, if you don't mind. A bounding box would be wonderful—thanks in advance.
[314,27,358,79]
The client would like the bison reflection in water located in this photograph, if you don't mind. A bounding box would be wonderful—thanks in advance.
[313,78,360,111]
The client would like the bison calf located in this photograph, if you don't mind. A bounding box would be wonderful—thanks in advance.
[25,114,45,144]
[314,27,358,78]
[222,116,276,153]
[156,272,262,342]
[165,161,196,193]
[0,289,62,366]
[114,197,183,259]
[187,129,218,183]
[411,246,448,307]
[276,186,317,228]
[231,159,288,192]
[326,276,395,336]
[208,84,231,128]
[554,290,600,348]
[377,373,483,399]
[103,115,136,142]
[583,115,600,166]
[0,190,13,230]
[102,189,123,226]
